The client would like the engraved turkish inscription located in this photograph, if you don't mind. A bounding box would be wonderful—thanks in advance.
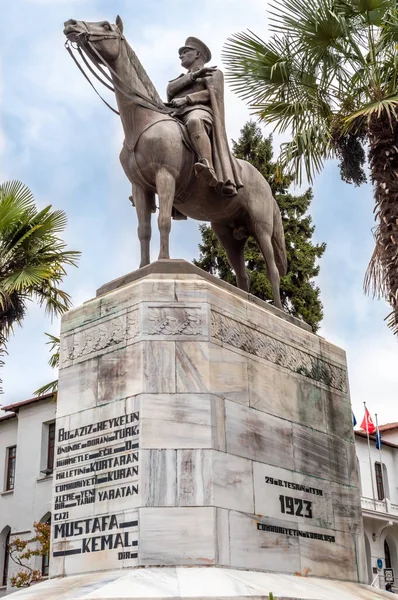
[53,513,138,559]
[278,494,313,519]
[257,522,336,543]
[52,409,140,567]
[254,463,335,531]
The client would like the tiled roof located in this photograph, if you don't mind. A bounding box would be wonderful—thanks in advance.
[377,422,398,432]
[0,412,17,423]
[355,430,398,448]
[1,392,55,414]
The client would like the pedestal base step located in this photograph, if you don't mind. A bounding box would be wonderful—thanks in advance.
[7,567,391,600]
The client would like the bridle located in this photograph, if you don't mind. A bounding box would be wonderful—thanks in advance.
[65,21,172,116]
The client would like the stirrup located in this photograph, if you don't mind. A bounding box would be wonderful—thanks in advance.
[194,160,218,187]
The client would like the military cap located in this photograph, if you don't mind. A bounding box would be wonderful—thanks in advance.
[179,37,212,63]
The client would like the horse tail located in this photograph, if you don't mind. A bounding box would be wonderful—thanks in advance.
[272,199,287,276]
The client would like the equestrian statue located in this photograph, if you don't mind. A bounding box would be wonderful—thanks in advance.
[63,16,287,309]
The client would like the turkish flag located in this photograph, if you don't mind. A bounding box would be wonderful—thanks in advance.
[360,408,376,434]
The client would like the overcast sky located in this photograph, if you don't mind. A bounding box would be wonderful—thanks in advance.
[1,0,396,426]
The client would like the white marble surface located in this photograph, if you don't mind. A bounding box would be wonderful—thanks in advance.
[138,507,216,565]
[142,341,176,394]
[212,451,254,513]
[139,394,214,449]
[57,357,99,418]
[177,449,212,506]
[175,341,249,404]
[53,269,363,581]
[140,450,177,507]
[98,344,144,403]
[229,511,301,572]
[7,567,392,600]
[225,400,294,466]
[292,425,350,485]
[247,358,327,432]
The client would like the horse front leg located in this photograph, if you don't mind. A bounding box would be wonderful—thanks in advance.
[132,184,154,268]
[155,169,176,259]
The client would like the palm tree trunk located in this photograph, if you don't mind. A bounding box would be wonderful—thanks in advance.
[367,113,398,333]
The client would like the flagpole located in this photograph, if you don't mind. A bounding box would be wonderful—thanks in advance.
[364,401,377,510]
[375,413,388,513]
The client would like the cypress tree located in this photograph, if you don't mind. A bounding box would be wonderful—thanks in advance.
[193,122,326,332]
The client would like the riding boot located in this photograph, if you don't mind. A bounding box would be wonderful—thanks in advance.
[194,157,218,187]
[187,121,219,187]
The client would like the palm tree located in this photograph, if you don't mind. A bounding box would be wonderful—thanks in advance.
[0,181,80,356]
[223,0,398,333]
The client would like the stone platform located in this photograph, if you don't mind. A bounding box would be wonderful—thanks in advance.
[9,260,391,599]
[7,567,391,599]
[49,260,365,581]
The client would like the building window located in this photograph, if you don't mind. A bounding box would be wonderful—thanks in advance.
[375,462,389,500]
[47,423,55,472]
[41,551,50,577]
[41,515,51,577]
[5,446,16,491]
[2,530,10,586]
[385,540,392,569]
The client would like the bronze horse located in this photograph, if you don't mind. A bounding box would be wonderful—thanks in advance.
[63,16,287,309]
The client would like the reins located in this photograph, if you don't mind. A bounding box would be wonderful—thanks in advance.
[65,21,173,116]
[65,41,120,115]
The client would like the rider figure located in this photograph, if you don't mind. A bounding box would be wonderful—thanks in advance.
[167,37,243,197]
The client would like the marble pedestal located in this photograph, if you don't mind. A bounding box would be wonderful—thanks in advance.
[10,260,393,599]
[46,259,365,583]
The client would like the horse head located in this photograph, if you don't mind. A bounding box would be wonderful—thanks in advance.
[63,16,124,64]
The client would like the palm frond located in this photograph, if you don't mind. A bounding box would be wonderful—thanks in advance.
[269,0,351,49]
[33,333,60,397]
[0,181,36,231]
[2,265,53,292]
[364,237,387,298]
[33,380,58,397]
[34,285,74,317]
[278,123,332,184]
[44,333,60,369]
[223,32,296,104]
[344,94,398,124]
[0,180,80,340]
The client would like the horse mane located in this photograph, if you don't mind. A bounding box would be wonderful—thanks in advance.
[123,39,163,105]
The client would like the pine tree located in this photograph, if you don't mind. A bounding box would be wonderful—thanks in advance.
[193,122,326,332]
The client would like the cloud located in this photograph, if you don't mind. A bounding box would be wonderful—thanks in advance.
[27,0,89,4]
[2,0,398,430]
[0,60,6,181]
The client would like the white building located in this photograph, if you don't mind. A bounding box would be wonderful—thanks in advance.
[0,394,55,597]
[355,424,398,589]
[1,393,398,594]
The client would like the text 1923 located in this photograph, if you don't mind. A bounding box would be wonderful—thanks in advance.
[279,495,312,518]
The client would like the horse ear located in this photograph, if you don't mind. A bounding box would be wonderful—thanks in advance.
[116,15,124,34]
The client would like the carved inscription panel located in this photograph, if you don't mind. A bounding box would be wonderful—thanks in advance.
[51,403,140,575]
[254,463,335,536]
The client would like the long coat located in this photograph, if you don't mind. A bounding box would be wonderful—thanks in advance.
[167,69,243,191]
